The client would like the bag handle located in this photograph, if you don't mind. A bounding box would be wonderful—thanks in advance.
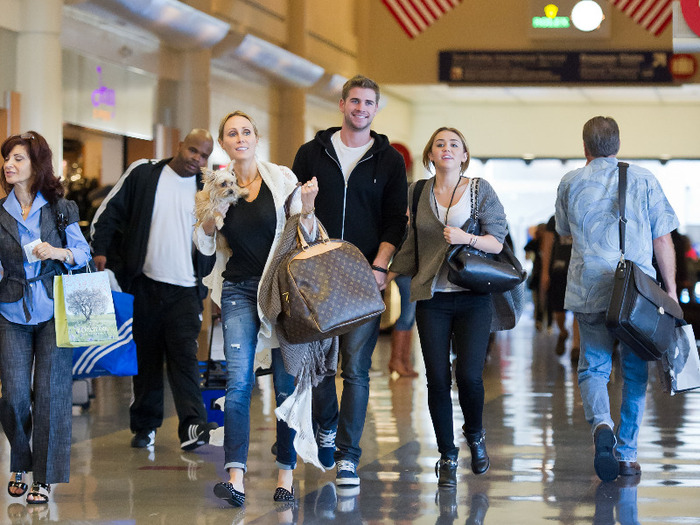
[296,221,330,250]
[617,162,629,260]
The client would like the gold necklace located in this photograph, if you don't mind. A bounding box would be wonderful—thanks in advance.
[237,172,260,188]
[20,200,33,213]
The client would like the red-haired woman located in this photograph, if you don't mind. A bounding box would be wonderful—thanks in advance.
[0,131,91,504]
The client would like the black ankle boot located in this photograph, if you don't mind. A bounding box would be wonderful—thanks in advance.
[465,430,490,475]
[435,456,458,488]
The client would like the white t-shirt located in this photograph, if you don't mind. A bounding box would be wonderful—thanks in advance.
[142,164,197,287]
[331,131,374,182]
[432,178,474,292]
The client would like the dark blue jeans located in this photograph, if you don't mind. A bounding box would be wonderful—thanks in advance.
[0,315,72,484]
[221,279,297,471]
[415,291,492,458]
[312,315,381,466]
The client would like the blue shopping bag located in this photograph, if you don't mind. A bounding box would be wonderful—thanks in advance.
[71,291,138,379]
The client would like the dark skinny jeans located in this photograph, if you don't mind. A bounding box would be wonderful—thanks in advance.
[415,291,492,458]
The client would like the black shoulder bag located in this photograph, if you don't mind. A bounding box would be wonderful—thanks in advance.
[444,178,525,294]
[605,162,683,360]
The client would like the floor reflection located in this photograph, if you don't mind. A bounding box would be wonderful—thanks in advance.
[1,308,699,523]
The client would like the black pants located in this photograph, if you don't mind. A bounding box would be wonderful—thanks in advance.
[130,276,206,442]
[415,291,492,458]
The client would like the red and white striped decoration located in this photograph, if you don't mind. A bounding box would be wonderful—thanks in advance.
[608,0,673,37]
[381,0,463,39]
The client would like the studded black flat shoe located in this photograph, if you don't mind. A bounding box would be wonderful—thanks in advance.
[214,481,245,507]
[274,486,295,502]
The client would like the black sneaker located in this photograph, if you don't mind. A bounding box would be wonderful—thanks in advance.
[181,422,218,451]
[131,429,156,448]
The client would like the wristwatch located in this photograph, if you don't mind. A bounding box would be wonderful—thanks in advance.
[64,250,71,264]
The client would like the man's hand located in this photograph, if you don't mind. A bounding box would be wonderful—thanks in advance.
[373,269,388,291]
[93,255,107,271]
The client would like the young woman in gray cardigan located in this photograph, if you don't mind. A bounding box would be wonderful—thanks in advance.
[389,127,508,488]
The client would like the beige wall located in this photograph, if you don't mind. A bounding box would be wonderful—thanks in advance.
[407,101,700,160]
[357,0,672,85]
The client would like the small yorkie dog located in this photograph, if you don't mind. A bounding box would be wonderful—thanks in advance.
[194,167,248,231]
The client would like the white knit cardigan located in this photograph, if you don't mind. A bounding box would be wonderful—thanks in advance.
[194,159,303,366]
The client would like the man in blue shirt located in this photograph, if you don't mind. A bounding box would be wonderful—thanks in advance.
[555,116,678,482]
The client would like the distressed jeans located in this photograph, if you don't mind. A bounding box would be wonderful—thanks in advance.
[221,279,296,471]
[575,312,649,462]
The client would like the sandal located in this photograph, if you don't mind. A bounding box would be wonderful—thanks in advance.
[213,481,245,507]
[8,472,27,497]
[26,482,50,504]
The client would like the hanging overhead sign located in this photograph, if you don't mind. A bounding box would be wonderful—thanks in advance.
[439,51,673,84]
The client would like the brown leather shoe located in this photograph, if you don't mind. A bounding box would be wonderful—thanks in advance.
[618,461,641,476]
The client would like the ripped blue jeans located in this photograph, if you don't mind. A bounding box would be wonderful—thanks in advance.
[221,279,296,472]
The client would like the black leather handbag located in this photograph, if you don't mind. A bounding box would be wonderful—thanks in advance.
[444,178,526,293]
[605,162,683,361]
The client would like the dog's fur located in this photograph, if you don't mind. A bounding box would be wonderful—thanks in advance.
[194,167,248,232]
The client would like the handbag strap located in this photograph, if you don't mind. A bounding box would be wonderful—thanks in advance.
[411,179,428,273]
[617,162,629,258]
[469,178,480,234]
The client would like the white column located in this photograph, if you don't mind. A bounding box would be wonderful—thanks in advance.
[176,48,211,133]
[16,0,63,172]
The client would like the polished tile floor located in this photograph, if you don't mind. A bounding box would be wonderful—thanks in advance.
[3,307,700,524]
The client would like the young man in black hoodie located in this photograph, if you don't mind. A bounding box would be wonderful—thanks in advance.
[292,75,408,490]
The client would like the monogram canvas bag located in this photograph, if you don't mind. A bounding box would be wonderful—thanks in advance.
[277,187,385,344]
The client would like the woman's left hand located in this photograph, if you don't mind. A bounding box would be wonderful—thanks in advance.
[443,226,470,245]
[32,242,59,261]
[300,177,319,213]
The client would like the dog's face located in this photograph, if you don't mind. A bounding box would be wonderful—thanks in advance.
[204,168,243,202]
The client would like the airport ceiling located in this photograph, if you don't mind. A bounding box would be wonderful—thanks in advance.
[63,2,700,107]
[384,83,700,106]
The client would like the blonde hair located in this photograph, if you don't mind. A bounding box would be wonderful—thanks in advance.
[422,127,470,174]
[218,110,259,142]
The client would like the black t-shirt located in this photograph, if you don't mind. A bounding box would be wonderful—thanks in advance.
[220,182,276,283]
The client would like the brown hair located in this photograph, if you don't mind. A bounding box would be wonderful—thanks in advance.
[341,75,380,105]
[1,131,64,203]
[422,127,471,174]
[218,110,259,142]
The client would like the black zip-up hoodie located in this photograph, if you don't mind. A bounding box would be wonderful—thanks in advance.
[292,127,408,261]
